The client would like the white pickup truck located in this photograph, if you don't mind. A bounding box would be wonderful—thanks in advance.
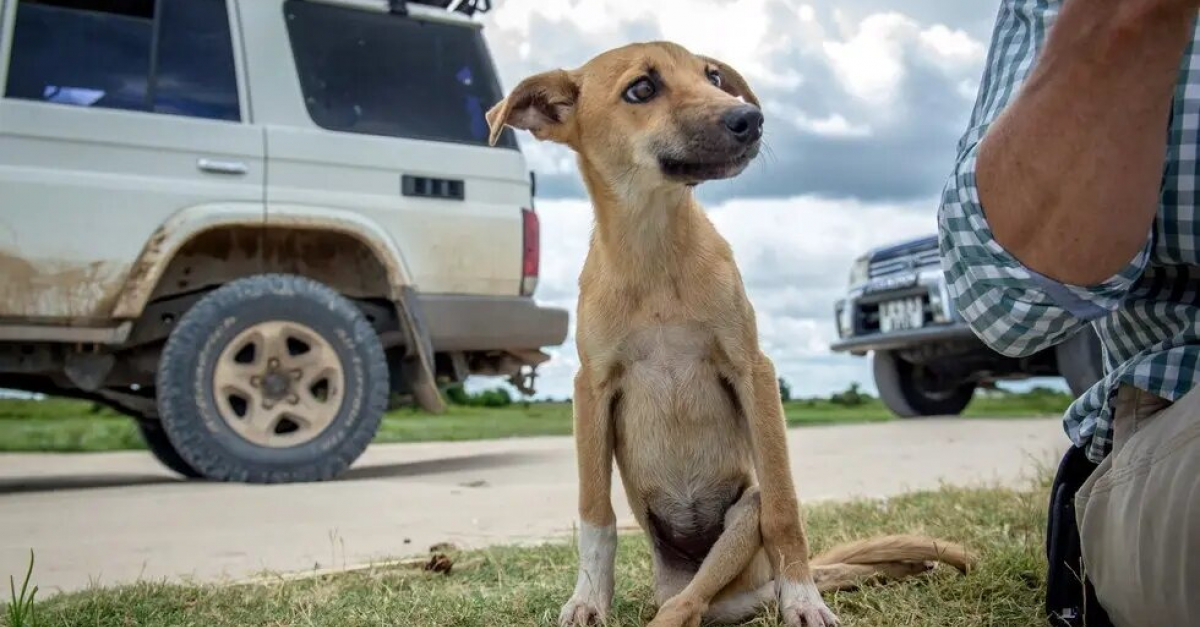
[832,235,1103,417]
[0,0,568,482]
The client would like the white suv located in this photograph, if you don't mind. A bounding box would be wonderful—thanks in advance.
[0,0,568,483]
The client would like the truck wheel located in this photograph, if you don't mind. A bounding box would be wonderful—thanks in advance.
[136,419,202,479]
[156,274,388,483]
[873,350,976,418]
[1056,327,1105,397]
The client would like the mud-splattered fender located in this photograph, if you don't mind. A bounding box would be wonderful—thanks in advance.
[111,203,415,318]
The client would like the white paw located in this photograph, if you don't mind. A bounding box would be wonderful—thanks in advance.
[559,595,609,626]
[781,601,839,627]
[779,580,839,627]
[559,523,616,626]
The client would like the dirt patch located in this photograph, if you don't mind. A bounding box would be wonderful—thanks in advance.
[0,249,127,322]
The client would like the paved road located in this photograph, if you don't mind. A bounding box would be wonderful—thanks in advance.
[0,418,1066,595]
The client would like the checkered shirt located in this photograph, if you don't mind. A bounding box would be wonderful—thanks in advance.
[939,1,1200,463]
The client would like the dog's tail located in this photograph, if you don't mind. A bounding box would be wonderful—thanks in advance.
[813,534,974,572]
[807,534,974,592]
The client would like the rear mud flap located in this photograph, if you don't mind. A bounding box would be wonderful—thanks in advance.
[397,286,446,414]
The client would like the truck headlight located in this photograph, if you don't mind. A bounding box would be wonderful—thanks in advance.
[930,284,950,323]
[836,303,853,337]
[848,257,869,287]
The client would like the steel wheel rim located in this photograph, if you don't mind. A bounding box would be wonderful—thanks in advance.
[212,320,346,448]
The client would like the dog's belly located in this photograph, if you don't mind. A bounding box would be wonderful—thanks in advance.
[610,323,755,570]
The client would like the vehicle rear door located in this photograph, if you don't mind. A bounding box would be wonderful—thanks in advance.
[245,0,530,297]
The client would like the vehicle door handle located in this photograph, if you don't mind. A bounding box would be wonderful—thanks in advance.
[197,158,248,175]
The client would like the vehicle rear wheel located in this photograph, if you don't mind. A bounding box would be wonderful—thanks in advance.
[136,419,202,479]
[873,350,976,418]
[156,274,388,483]
[1056,327,1105,397]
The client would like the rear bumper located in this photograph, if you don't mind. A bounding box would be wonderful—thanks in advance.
[416,294,569,352]
[830,323,980,354]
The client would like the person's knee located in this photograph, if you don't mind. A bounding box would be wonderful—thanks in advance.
[1079,394,1200,627]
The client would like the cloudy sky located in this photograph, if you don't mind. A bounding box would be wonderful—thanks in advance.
[475,1,1003,399]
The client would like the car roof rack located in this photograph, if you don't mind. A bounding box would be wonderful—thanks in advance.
[388,0,492,17]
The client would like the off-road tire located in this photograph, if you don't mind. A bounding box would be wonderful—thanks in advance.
[137,419,203,479]
[156,274,388,483]
[874,350,976,418]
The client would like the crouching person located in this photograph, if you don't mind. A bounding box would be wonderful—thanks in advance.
[938,1,1200,626]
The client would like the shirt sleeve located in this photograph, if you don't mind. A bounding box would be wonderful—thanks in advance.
[938,0,1151,358]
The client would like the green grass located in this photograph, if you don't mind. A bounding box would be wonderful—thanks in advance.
[0,389,1071,453]
[5,551,37,627]
[6,482,1051,627]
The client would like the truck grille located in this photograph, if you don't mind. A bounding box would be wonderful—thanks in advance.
[868,248,941,278]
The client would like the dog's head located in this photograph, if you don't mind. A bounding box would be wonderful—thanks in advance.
[486,42,762,188]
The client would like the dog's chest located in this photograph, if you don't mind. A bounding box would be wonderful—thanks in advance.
[609,322,729,409]
[619,321,712,372]
[607,321,752,483]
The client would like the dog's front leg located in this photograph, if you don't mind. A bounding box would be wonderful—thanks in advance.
[741,356,839,627]
[560,371,618,627]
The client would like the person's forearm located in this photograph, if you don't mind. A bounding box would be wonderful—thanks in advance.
[977,1,1195,285]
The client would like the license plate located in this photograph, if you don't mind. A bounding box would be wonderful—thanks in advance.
[879,297,924,333]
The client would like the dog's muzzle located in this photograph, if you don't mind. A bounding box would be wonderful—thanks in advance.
[657,105,764,184]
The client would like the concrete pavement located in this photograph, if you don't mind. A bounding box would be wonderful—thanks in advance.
[0,418,1066,595]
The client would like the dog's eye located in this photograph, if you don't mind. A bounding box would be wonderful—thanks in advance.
[623,78,657,104]
[706,68,722,88]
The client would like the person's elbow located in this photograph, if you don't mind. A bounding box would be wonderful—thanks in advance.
[946,280,1052,360]
[974,121,1152,287]
[939,166,1070,361]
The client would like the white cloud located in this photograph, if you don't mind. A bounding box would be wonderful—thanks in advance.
[919,24,988,68]
[819,13,986,109]
[822,13,917,105]
[765,99,872,138]
[519,137,577,178]
[798,112,871,138]
[484,0,816,90]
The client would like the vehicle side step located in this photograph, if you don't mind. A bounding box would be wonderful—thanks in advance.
[0,322,132,344]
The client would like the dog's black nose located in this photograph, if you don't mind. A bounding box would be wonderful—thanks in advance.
[722,105,764,143]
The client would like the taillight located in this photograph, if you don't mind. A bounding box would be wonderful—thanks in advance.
[521,207,540,296]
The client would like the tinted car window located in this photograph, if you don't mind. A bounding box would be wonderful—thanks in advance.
[4,0,240,122]
[153,0,241,121]
[284,0,517,148]
[6,2,153,113]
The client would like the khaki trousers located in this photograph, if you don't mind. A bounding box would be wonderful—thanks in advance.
[1075,384,1200,627]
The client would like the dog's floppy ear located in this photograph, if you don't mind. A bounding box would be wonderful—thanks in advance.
[699,56,760,108]
[486,69,579,146]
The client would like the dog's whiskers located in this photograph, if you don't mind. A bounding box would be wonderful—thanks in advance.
[760,140,778,166]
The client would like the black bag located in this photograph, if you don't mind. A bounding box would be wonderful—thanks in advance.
[1045,445,1114,627]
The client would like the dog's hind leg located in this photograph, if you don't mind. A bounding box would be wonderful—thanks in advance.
[703,582,775,624]
[653,561,695,607]
[647,488,762,627]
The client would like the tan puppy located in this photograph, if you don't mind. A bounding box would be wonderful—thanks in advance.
[487,42,972,627]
